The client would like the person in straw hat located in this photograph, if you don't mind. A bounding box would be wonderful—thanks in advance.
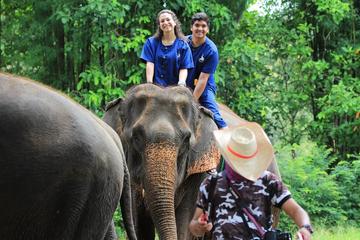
[189,122,313,240]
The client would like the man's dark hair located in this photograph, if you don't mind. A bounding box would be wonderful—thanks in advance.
[191,12,210,26]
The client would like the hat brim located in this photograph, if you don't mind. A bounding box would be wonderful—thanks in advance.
[213,122,274,181]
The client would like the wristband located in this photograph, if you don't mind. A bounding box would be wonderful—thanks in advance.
[178,80,186,86]
[301,224,314,234]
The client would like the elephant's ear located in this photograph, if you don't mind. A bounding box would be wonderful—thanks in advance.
[186,107,221,177]
[198,106,214,119]
[105,97,123,112]
[103,97,124,136]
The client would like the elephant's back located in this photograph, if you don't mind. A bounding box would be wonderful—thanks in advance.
[218,103,247,127]
[0,73,124,239]
[0,73,123,176]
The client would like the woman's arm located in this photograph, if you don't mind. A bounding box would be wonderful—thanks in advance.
[146,62,155,83]
[178,68,188,86]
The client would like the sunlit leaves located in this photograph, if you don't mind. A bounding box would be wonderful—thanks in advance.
[276,141,346,225]
[72,67,125,116]
[315,0,350,24]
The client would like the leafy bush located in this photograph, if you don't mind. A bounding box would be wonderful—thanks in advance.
[332,157,360,225]
[68,67,125,117]
[113,208,126,239]
[275,141,345,228]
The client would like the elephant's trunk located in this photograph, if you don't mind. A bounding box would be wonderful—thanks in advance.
[144,142,178,240]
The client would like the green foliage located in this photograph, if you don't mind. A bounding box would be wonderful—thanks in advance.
[69,67,125,117]
[332,158,360,225]
[276,141,346,226]
[312,46,360,159]
[218,33,268,123]
[314,0,350,24]
[113,208,127,239]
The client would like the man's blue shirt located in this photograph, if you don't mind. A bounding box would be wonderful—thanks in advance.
[186,36,218,92]
[141,37,194,86]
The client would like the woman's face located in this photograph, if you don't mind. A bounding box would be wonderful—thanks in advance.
[158,13,176,33]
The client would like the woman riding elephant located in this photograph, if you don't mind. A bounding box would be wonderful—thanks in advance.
[103,84,220,240]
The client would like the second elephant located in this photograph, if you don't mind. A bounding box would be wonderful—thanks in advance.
[103,84,220,240]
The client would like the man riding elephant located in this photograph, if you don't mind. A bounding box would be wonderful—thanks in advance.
[0,73,137,240]
[103,83,221,240]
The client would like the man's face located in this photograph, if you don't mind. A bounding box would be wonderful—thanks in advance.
[191,20,209,39]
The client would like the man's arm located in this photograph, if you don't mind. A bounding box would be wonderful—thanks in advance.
[146,62,154,83]
[193,72,210,101]
[282,198,312,240]
[189,207,213,237]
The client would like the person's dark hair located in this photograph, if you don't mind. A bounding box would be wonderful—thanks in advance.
[191,12,210,26]
[154,9,185,40]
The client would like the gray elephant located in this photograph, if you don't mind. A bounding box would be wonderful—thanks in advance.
[0,73,137,240]
[103,84,220,240]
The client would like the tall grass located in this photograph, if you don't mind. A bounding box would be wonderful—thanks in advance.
[116,226,360,239]
[312,225,360,240]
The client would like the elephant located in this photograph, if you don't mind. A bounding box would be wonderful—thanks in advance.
[218,103,282,227]
[103,83,221,240]
[0,73,137,240]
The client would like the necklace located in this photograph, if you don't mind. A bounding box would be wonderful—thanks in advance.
[162,38,176,46]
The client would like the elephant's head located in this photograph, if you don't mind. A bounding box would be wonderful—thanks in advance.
[103,84,220,239]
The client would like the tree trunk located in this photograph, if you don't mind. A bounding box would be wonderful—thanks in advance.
[54,20,65,89]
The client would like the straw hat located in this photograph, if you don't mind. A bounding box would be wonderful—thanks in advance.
[213,122,274,181]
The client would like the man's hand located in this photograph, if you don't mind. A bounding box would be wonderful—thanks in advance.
[296,227,312,240]
[189,211,213,237]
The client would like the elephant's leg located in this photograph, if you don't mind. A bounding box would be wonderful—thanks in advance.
[72,179,120,240]
[137,204,155,240]
[104,221,117,240]
[175,173,205,240]
[132,184,155,240]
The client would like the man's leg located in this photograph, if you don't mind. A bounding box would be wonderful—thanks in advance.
[199,88,227,129]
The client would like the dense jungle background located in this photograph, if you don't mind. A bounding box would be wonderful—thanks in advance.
[1,0,359,238]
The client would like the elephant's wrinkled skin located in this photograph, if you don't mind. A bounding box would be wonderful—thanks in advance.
[0,73,137,240]
[103,84,220,240]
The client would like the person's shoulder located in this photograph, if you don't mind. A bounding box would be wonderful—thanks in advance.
[185,35,193,45]
[177,37,190,45]
[260,170,283,184]
[146,36,160,44]
[204,37,218,58]
[205,37,218,51]
[176,38,192,50]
